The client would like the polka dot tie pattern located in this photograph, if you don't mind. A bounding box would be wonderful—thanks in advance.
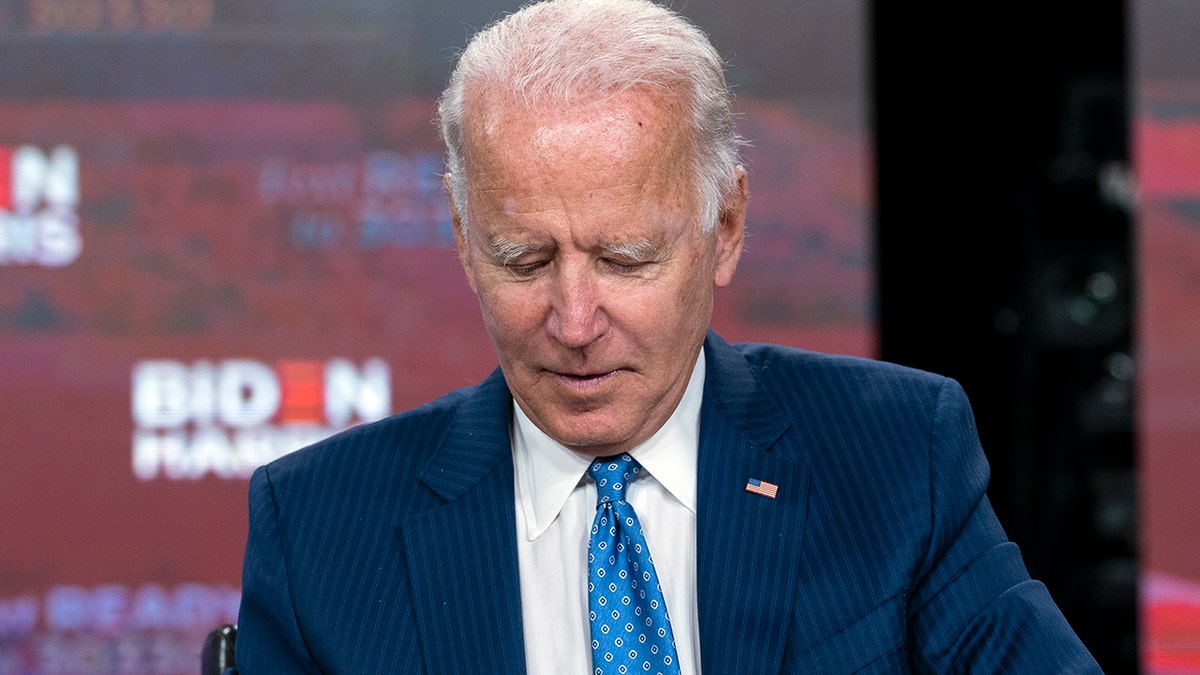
[587,454,681,675]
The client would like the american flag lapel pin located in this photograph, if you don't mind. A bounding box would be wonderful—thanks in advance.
[745,477,779,499]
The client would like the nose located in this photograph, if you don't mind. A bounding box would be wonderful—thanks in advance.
[547,262,608,349]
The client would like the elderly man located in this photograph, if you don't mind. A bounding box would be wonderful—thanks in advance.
[234,0,1100,672]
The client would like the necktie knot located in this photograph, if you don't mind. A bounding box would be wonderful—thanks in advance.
[589,453,641,506]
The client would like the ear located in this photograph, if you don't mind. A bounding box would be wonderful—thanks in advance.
[712,166,746,288]
[445,172,478,294]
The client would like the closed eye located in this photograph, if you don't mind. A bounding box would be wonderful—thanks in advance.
[604,258,649,274]
[507,260,549,278]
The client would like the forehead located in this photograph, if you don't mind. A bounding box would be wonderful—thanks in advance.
[462,88,695,200]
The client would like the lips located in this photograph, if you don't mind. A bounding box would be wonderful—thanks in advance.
[559,371,611,380]
[549,368,622,392]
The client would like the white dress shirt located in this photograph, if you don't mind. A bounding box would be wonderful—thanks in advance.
[513,351,705,675]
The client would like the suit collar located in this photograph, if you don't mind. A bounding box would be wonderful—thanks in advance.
[402,368,528,674]
[697,331,811,673]
[701,330,791,450]
[417,368,514,501]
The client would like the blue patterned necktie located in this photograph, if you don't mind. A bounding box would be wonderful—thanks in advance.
[587,453,681,675]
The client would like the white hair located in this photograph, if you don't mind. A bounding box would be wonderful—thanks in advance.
[437,0,742,236]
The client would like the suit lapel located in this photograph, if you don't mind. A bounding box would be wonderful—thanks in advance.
[399,370,528,674]
[697,333,811,673]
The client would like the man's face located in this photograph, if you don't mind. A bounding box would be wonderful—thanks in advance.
[451,89,745,457]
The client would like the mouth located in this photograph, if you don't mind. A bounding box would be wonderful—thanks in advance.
[549,369,622,392]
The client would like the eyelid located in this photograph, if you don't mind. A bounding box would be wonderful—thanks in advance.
[604,259,647,274]
[509,260,548,276]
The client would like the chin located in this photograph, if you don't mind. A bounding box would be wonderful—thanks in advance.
[552,425,633,456]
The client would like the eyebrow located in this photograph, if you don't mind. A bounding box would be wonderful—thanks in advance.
[485,235,664,264]
[486,237,549,265]
[601,237,663,262]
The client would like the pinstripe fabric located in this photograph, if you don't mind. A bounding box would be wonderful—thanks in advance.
[235,331,1099,673]
[697,333,1099,673]
[237,372,526,674]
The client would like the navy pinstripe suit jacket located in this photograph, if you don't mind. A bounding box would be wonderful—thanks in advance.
[235,331,1100,673]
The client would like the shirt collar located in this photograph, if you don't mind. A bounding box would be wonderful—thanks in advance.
[513,349,705,541]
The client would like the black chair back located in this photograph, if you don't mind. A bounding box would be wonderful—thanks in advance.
[201,624,237,675]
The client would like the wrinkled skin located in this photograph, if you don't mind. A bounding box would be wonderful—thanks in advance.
[449,89,746,457]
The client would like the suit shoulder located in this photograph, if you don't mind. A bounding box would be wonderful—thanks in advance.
[732,341,950,406]
[261,380,481,488]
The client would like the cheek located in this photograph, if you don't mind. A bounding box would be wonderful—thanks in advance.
[660,260,713,306]
[656,274,716,340]
[612,279,709,337]
[477,284,545,341]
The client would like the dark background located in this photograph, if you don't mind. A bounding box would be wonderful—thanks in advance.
[873,1,1137,671]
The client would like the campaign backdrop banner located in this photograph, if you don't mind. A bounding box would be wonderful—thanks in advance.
[1136,0,1200,672]
[0,2,873,672]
